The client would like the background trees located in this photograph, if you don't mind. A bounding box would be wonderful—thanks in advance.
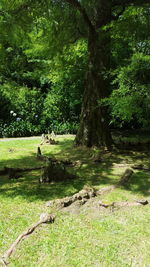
[0,1,149,141]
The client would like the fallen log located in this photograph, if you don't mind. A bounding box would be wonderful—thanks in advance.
[0,213,55,266]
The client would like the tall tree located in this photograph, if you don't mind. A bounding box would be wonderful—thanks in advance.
[63,0,149,149]
[0,0,149,149]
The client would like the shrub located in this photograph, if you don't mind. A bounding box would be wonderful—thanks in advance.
[47,121,79,134]
[0,121,41,138]
[108,53,150,128]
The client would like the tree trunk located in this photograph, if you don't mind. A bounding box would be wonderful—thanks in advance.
[75,2,113,149]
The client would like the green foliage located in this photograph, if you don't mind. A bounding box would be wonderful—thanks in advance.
[111,6,150,67]
[14,88,44,124]
[48,121,79,134]
[0,89,13,122]
[43,41,86,126]
[0,39,86,137]
[0,120,40,138]
[0,84,43,137]
[0,84,43,120]
[109,53,150,127]
[0,1,149,136]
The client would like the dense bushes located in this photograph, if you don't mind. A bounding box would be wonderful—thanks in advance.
[0,83,80,137]
[0,41,86,137]
[0,120,78,138]
[0,68,82,137]
[0,121,40,137]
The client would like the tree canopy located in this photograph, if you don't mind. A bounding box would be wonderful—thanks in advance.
[0,0,149,147]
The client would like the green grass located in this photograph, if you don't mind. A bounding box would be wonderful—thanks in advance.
[0,135,150,266]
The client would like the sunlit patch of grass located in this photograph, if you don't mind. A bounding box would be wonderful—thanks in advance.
[0,135,150,266]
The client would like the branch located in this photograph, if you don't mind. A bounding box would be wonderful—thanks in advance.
[64,0,95,32]
[113,0,150,7]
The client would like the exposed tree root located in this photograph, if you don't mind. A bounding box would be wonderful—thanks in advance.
[0,167,146,266]
[96,185,116,195]
[45,174,148,214]
[46,186,97,208]
[0,148,75,180]
[117,168,134,186]
[99,200,149,208]
[36,146,42,159]
[36,147,73,166]
[0,214,55,266]
[132,164,150,171]
[40,134,58,145]
[0,167,44,179]
[46,168,134,209]
[37,155,73,166]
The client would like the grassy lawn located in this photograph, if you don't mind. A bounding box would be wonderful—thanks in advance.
[0,135,150,267]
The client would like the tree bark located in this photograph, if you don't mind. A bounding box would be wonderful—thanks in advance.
[75,31,113,149]
[75,1,113,149]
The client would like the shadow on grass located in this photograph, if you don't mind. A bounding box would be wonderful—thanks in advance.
[0,138,150,202]
[127,171,150,196]
[0,156,114,202]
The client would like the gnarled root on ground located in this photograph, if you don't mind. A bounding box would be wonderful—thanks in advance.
[45,168,135,210]
[0,214,55,266]
[99,200,149,208]
[46,186,97,208]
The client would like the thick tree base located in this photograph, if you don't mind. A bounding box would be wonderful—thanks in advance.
[75,124,113,150]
